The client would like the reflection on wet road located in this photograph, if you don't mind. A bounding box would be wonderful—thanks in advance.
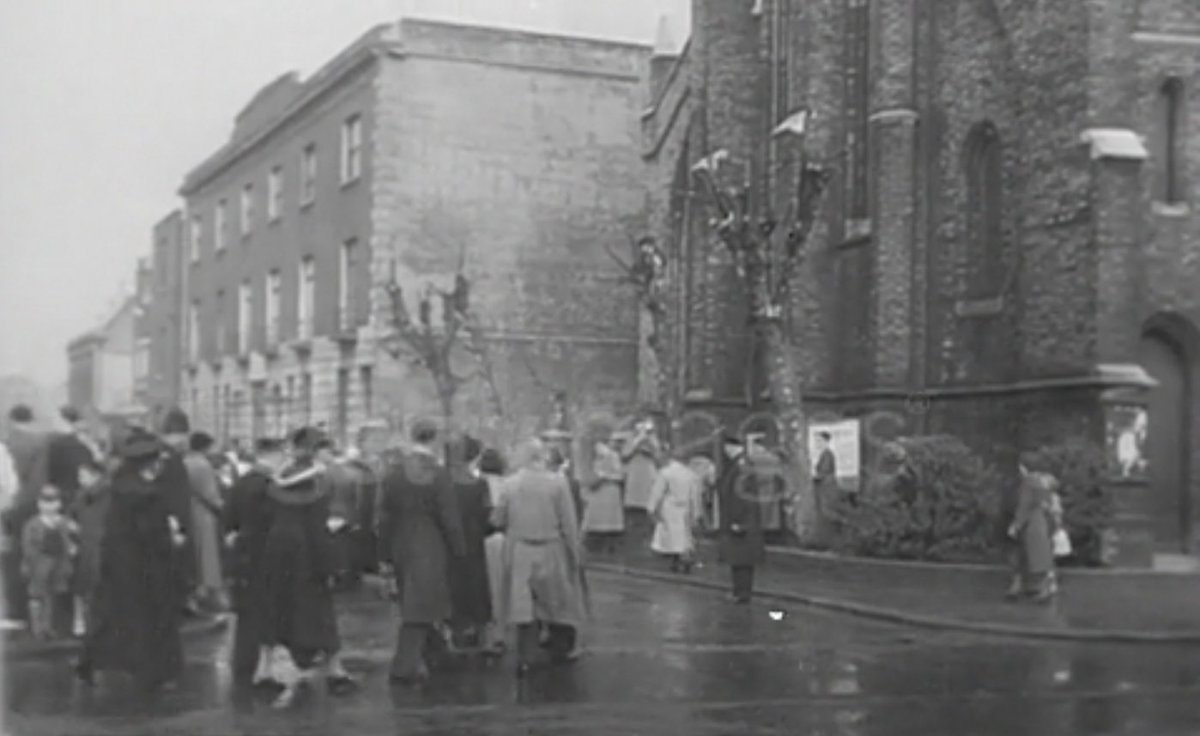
[7,570,1200,735]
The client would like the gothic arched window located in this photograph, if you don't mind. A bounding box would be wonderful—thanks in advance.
[1157,78,1186,205]
[963,122,1004,299]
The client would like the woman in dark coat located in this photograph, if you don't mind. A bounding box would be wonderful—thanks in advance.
[76,428,183,692]
[259,428,356,707]
[378,420,466,684]
[447,436,492,645]
[223,437,285,685]
[715,433,764,604]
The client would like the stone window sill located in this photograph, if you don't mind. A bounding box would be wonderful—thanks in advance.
[844,217,872,240]
[955,296,1005,318]
[1152,201,1190,218]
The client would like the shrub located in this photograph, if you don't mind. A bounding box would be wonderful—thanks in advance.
[1028,440,1113,567]
[825,435,1005,563]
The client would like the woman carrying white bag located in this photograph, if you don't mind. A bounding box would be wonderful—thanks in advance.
[1047,490,1071,595]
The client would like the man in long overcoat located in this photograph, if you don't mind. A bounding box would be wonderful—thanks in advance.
[378,420,466,684]
[259,427,357,707]
[76,428,184,692]
[224,436,286,685]
[157,408,197,614]
[492,439,586,675]
[316,439,362,591]
[716,433,764,603]
[447,435,492,645]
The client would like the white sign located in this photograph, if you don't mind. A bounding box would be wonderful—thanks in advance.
[808,418,861,490]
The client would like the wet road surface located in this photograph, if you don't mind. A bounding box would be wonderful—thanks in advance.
[6,570,1200,735]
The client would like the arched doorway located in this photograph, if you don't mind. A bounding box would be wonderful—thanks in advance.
[1139,323,1193,552]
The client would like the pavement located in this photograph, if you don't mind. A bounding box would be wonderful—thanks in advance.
[589,540,1200,643]
[4,614,231,661]
[6,572,1200,735]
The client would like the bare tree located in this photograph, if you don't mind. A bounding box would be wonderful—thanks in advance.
[689,110,833,542]
[380,250,503,427]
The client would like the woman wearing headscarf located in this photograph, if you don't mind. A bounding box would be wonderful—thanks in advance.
[76,428,184,692]
[492,439,586,676]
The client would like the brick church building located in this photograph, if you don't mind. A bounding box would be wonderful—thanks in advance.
[641,0,1198,557]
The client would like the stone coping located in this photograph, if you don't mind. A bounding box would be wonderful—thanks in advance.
[752,542,1200,579]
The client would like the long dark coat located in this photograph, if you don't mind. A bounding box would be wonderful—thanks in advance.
[223,466,274,677]
[157,449,195,597]
[378,449,466,624]
[69,480,109,597]
[258,463,340,655]
[449,472,492,627]
[83,464,183,688]
[716,453,765,567]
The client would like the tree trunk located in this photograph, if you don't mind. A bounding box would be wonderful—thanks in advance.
[743,238,817,545]
[758,318,818,544]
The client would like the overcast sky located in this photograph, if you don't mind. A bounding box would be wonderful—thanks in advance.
[0,0,690,389]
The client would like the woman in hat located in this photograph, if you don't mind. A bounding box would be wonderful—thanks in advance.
[76,427,184,692]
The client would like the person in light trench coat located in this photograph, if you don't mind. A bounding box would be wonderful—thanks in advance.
[183,432,227,611]
[580,439,624,554]
[647,453,703,574]
[491,439,586,676]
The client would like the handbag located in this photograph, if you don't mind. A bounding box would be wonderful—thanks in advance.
[1052,528,1072,558]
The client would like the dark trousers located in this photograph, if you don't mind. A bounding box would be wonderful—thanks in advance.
[516,622,576,666]
[231,612,261,682]
[390,623,445,680]
[730,565,755,601]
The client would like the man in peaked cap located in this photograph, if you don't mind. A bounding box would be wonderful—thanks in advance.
[715,429,764,604]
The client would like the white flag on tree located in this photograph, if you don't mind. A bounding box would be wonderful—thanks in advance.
[772,109,811,138]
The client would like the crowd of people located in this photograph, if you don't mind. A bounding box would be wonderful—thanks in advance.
[0,398,1067,706]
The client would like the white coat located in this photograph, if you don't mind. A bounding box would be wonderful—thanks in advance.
[647,460,702,556]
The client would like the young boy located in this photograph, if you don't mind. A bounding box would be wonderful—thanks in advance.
[22,486,77,639]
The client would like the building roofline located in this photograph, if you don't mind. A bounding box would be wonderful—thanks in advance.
[178,18,650,196]
[400,15,652,50]
[178,23,397,196]
[67,332,106,351]
[154,209,182,229]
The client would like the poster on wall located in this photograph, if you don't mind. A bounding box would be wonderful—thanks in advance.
[1105,404,1148,480]
[807,418,861,492]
